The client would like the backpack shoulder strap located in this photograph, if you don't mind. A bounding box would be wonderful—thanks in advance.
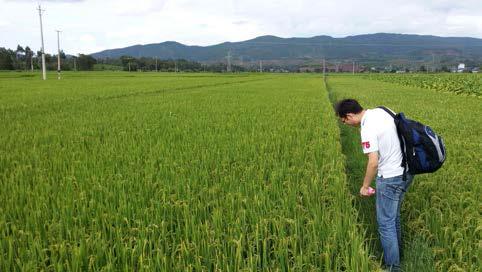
[377,106,396,118]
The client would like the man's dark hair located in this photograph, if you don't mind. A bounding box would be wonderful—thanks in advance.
[335,99,363,118]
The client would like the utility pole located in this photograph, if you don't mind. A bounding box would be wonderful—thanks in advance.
[37,5,46,80]
[432,54,435,72]
[259,60,262,73]
[352,61,355,74]
[174,60,177,73]
[155,57,158,72]
[127,57,132,72]
[56,30,61,79]
[73,57,77,71]
[226,50,232,72]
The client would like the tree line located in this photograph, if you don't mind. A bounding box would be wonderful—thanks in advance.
[0,45,96,71]
[100,56,245,72]
[0,45,246,73]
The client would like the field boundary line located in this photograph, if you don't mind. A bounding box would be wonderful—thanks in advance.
[97,77,275,100]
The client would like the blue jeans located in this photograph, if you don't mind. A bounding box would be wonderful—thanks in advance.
[376,174,414,270]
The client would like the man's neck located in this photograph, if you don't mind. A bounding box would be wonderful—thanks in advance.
[360,109,367,118]
[357,109,367,126]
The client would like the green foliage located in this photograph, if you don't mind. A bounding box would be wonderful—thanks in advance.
[114,56,241,72]
[1,46,75,71]
[93,63,123,71]
[0,48,14,70]
[366,73,482,97]
[77,54,97,71]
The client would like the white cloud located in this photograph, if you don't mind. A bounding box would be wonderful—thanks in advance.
[4,0,84,2]
[0,20,9,27]
[445,15,482,37]
[112,0,167,16]
[79,34,95,43]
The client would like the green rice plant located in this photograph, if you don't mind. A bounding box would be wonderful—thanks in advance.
[365,73,481,97]
[0,72,373,271]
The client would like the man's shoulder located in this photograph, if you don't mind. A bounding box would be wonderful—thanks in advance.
[362,108,392,131]
[367,108,393,122]
[371,107,390,115]
[362,109,379,126]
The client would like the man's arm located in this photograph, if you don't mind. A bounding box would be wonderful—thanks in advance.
[360,152,378,196]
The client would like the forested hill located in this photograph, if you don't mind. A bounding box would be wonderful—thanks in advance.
[91,33,482,65]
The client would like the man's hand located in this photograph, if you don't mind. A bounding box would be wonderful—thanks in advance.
[360,152,378,196]
[360,186,371,197]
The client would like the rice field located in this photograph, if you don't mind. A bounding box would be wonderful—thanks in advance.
[1,71,480,271]
[0,72,371,271]
[365,73,482,97]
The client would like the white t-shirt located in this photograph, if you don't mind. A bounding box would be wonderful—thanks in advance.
[360,108,404,178]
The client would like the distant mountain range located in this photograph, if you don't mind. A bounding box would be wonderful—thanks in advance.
[91,33,482,68]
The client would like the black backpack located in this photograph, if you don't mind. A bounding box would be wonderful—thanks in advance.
[378,106,446,180]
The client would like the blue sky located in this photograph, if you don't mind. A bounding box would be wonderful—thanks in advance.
[1,0,481,55]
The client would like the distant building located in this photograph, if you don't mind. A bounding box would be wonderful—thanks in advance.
[299,63,366,73]
[325,63,365,73]
[269,68,290,73]
[457,63,465,73]
[472,67,479,73]
[299,67,316,73]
